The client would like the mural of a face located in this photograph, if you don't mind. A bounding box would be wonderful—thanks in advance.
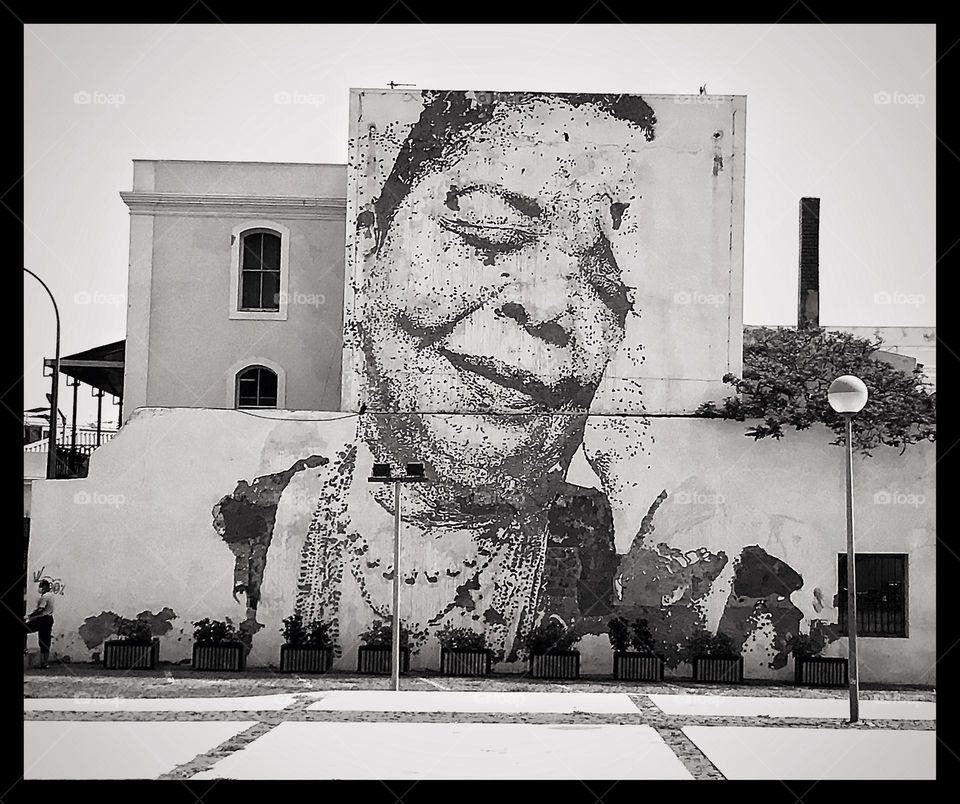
[358,94,655,490]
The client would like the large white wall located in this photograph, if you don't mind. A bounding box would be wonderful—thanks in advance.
[29,407,934,683]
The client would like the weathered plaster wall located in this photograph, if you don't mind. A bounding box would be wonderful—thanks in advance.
[29,408,934,683]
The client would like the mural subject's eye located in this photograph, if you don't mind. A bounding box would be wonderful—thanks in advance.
[437,185,543,258]
[438,217,539,254]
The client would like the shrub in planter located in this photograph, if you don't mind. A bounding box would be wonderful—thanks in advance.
[279,612,334,673]
[104,617,159,670]
[683,629,743,683]
[526,619,580,680]
[787,632,848,687]
[192,618,245,671]
[357,619,411,674]
[437,624,491,676]
[608,616,663,681]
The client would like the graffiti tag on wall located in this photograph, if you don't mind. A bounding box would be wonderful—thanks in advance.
[32,566,65,595]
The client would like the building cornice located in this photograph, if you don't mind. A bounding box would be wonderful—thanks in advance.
[119,191,346,220]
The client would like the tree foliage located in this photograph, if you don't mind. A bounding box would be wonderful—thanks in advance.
[696,327,935,456]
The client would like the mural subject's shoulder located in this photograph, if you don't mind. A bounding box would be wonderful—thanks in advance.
[211,454,334,646]
[609,489,731,665]
[212,455,331,542]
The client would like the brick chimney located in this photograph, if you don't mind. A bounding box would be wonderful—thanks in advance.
[798,197,820,329]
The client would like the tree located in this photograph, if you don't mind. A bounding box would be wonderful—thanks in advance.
[695,327,935,456]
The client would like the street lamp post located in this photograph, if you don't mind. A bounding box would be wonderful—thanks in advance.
[827,374,869,724]
[368,461,428,691]
[25,268,60,480]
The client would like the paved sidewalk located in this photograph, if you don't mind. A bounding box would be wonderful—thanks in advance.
[23,667,937,781]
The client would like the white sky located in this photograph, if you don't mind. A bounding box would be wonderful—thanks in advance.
[23,24,936,424]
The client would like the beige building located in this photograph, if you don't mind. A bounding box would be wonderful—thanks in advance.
[831,326,936,390]
[119,160,347,420]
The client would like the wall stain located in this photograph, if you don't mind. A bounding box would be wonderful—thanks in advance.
[77,607,177,650]
[718,546,804,669]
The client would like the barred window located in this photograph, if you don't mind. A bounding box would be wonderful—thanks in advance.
[837,553,907,637]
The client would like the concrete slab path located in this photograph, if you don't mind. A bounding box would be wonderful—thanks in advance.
[194,721,693,779]
[306,690,641,713]
[682,725,935,780]
[24,693,302,711]
[23,721,256,779]
[649,694,936,720]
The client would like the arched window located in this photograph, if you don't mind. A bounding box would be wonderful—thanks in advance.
[235,366,279,409]
[229,221,290,321]
[239,230,282,311]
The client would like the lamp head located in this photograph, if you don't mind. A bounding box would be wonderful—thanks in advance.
[827,375,868,414]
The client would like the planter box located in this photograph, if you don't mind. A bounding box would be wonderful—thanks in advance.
[795,656,848,687]
[279,645,333,673]
[529,651,580,680]
[192,642,245,671]
[440,648,492,676]
[104,639,159,670]
[357,646,410,674]
[613,652,664,681]
[692,656,743,683]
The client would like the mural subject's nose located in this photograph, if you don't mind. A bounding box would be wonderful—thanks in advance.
[494,301,572,348]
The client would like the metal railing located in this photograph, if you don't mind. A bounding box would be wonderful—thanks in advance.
[24,430,116,452]
[53,446,95,479]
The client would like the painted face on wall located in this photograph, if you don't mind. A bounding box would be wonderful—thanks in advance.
[359,96,653,488]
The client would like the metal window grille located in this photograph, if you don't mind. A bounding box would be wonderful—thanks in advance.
[837,553,907,637]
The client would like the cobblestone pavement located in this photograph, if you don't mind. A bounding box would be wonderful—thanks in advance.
[24,663,937,700]
[23,664,936,781]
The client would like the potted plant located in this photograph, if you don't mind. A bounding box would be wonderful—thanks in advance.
[104,617,160,670]
[788,632,848,687]
[437,624,492,676]
[279,612,334,673]
[684,629,743,683]
[357,619,411,674]
[192,618,245,671]
[525,619,580,680]
[608,616,663,681]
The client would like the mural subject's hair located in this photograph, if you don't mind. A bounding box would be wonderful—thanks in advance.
[371,91,658,251]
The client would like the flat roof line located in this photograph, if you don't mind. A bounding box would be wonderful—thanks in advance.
[132,159,346,167]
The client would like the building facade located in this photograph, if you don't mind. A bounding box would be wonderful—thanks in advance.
[120,159,347,418]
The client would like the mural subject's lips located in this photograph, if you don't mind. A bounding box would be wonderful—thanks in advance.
[437,346,573,410]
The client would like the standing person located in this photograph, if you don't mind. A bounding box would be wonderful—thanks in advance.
[25,580,55,669]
